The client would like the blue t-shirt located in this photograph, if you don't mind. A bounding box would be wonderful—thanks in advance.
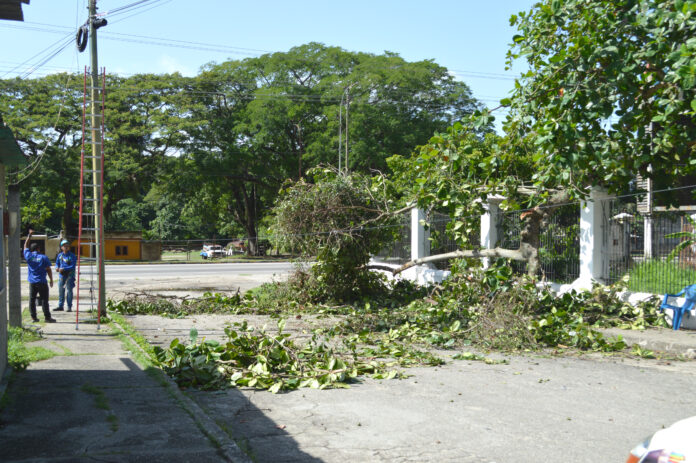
[23,249,51,284]
[56,251,77,273]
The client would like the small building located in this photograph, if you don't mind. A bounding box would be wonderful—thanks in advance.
[65,231,161,261]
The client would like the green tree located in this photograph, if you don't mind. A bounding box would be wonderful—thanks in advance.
[0,73,83,234]
[504,0,696,196]
[170,43,483,252]
[272,168,397,302]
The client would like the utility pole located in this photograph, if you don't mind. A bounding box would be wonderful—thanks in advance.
[345,89,350,173]
[88,0,106,317]
[8,184,21,327]
[338,96,342,173]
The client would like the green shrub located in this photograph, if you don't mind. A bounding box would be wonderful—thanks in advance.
[8,327,56,371]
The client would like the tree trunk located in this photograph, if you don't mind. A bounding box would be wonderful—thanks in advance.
[62,188,74,237]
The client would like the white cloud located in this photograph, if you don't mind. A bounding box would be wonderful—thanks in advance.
[156,55,196,76]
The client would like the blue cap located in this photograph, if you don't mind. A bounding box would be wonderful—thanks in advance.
[60,239,69,246]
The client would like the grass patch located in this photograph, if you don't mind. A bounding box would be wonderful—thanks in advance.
[81,383,119,432]
[107,413,119,432]
[7,327,56,371]
[625,260,696,294]
[81,383,109,410]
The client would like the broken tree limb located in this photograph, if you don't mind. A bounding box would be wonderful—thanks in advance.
[391,248,527,275]
[365,264,403,273]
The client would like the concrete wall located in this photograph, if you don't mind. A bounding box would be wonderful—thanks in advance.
[141,241,161,261]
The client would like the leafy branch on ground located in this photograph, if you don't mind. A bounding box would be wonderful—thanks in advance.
[113,261,666,392]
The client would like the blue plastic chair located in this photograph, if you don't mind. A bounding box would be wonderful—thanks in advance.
[660,284,696,330]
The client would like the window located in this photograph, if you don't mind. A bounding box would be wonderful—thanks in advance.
[115,245,129,256]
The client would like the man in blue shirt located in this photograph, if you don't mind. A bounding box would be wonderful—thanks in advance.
[23,229,55,323]
[54,238,76,312]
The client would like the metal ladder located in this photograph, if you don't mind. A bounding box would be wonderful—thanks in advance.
[75,66,105,330]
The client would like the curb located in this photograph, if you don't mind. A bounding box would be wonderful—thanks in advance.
[600,328,696,359]
[111,316,251,463]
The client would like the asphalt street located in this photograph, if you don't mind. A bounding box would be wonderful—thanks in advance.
[20,262,297,299]
[20,262,296,281]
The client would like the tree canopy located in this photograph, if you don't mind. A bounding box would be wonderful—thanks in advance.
[503,0,696,195]
[0,43,483,246]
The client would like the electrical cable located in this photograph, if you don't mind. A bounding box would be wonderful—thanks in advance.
[9,72,75,185]
[76,24,88,52]
[20,36,75,79]
[107,0,173,24]
[1,31,74,78]
[96,0,154,16]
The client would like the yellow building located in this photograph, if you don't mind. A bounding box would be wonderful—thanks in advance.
[68,231,160,261]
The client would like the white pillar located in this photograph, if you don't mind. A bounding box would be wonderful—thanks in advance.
[480,195,504,269]
[574,187,610,289]
[643,215,653,259]
[411,208,429,261]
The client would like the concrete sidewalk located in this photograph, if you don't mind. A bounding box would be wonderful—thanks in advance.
[0,311,249,463]
[600,326,696,358]
[3,306,696,462]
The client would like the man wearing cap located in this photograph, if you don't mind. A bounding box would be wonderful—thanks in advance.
[23,229,56,323]
[55,238,77,312]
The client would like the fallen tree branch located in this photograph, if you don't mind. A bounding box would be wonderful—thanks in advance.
[365,264,402,273]
[392,248,527,275]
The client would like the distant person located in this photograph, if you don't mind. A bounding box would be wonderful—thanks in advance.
[23,229,56,323]
[54,239,76,312]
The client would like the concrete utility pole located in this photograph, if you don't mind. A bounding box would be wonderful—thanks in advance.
[88,0,106,317]
[8,184,21,327]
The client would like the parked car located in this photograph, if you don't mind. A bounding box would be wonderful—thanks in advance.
[200,244,224,259]
[626,416,696,462]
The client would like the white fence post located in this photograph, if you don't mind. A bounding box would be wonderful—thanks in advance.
[411,208,430,262]
[643,215,654,259]
[480,195,504,269]
[574,187,610,289]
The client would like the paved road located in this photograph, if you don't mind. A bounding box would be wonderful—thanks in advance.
[21,262,295,280]
[21,262,297,299]
[130,314,696,462]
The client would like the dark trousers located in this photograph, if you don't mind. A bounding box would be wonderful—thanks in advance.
[29,282,51,320]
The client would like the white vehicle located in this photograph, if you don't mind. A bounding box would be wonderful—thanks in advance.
[200,244,224,259]
[627,416,696,462]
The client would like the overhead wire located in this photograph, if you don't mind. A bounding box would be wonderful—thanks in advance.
[20,35,75,79]
[106,0,174,24]
[9,72,76,185]
[1,31,74,78]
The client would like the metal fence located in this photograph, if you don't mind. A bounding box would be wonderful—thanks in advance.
[159,237,280,261]
[373,214,411,265]
[373,210,479,269]
[497,204,580,283]
[601,198,696,294]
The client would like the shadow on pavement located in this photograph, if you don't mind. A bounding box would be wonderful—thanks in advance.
[0,359,322,463]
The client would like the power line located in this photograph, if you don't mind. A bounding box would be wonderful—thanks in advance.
[107,0,174,24]
[96,0,155,16]
[20,36,75,79]
[2,21,523,83]
[1,31,74,78]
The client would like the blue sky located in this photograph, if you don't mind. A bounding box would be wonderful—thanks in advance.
[0,0,537,117]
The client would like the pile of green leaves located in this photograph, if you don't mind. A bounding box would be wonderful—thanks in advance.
[120,261,666,392]
[153,321,400,393]
[107,291,245,318]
